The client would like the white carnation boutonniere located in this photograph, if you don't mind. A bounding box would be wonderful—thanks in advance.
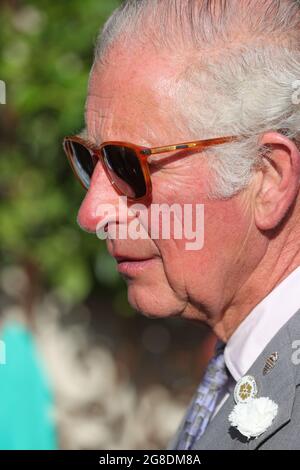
[228,375,278,440]
[229,397,278,439]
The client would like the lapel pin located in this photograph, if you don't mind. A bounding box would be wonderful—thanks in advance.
[263,352,278,376]
[234,375,258,404]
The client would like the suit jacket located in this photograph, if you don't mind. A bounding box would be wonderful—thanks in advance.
[167,310,300,450]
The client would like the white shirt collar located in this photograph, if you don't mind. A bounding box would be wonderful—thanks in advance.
[224,266,300,382]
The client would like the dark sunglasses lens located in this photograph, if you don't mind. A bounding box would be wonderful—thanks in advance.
[67,141,97,189]
[102,145,147,198]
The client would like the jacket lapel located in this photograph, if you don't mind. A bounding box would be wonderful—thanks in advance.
[247,325,295,449]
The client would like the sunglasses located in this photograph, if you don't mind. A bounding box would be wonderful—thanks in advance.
[63,134,238,201]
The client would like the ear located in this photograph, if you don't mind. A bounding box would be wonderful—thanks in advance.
[254,132,300,231]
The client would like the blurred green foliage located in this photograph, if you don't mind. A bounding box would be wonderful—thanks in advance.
[0,0,128,306]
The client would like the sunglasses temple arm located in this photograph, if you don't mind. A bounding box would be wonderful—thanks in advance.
[147,136,238,155]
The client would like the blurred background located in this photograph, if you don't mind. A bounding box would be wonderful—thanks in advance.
[0,0,214,449]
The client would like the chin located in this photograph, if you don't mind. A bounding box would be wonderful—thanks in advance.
[127,283,185,319]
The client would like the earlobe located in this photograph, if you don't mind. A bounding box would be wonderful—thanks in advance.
[254,133,300,232]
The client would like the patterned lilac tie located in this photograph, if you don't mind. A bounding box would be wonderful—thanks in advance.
[176,342,228,450]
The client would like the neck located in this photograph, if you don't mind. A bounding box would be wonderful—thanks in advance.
[213,228,300,342]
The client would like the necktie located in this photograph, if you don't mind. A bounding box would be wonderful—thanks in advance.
[176,342,229,450]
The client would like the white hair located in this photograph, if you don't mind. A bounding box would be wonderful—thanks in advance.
[94,0,300,198]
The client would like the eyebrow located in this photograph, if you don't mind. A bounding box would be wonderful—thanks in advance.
[77,127,97,146]
[78,127,88,139]
[78,125,104,146]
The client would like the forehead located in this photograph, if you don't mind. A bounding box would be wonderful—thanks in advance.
[85,44,186,145]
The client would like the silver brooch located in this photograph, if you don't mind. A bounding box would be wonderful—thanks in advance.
[263,352,278,376]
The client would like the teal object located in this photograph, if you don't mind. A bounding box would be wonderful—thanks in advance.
[0,320,58,450]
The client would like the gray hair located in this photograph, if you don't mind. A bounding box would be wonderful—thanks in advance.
[94,0,300,198]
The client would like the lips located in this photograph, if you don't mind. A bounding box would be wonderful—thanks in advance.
[114,255,153,263]
[115,256,157,277]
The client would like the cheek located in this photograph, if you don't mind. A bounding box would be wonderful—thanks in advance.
[145,169,212,295]
[153,198,251,302]
[150,161,212,204]
[153,238,190,296]
[133,163,251,307]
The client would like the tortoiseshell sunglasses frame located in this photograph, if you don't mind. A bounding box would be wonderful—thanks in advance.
[63,134,238,202]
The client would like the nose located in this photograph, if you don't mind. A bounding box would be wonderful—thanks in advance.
[77,161,121,233]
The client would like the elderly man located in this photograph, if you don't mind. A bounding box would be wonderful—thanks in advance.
[63,0,300,450]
